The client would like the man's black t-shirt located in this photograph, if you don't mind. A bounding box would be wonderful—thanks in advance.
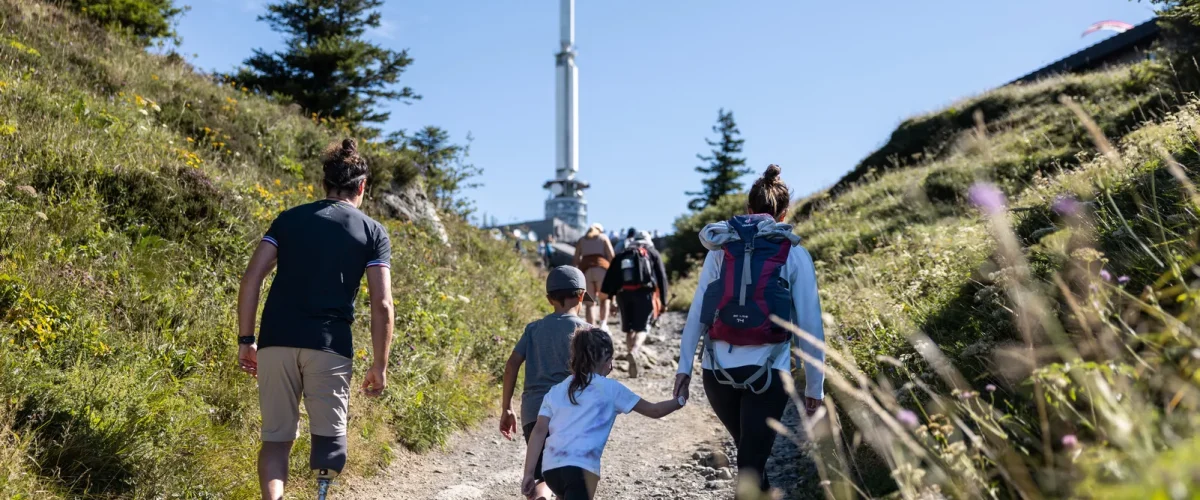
[258,199,391,359]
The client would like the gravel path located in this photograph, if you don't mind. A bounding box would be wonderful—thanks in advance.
[342,312,819,499]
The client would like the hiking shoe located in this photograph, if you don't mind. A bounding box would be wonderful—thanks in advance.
[317,478,332,500]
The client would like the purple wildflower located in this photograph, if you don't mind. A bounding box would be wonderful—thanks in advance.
[1118,275,1130,285]
[968,183,1006,215]
[1062,434,1079,449]
[896,409,919,428]
[986,384,997,392]
[1099,269,1112,282]
[1052,195,1081,217]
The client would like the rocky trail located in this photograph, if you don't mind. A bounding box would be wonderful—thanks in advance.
[343,312,820,499]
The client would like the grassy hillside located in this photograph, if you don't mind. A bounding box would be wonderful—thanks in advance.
[0,1,545,497]
[783,55,1200,496]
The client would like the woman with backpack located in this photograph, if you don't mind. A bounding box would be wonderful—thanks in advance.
[574,223,615,327]
[673,164,826,495]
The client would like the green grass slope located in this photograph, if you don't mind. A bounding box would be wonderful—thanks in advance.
[0,2,545,497]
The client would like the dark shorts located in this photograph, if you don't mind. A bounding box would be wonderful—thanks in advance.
[617,289,655,333]
[522,422,546,481]
[543,466,599,500]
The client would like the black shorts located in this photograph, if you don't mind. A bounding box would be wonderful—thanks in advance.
[522,422,546,481]
[617,289,655,333]
[543,466,599,500]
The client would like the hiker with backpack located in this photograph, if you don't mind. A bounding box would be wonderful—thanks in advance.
[674,164,826,495]
[521,327,684,500]
[573,223,615,328]
[600,230,668,378]
[236,139,392,500]
[500,266,593,500]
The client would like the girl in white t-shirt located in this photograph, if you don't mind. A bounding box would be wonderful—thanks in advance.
[521,327,683,500]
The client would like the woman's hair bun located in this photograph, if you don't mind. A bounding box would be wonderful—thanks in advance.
[341,138,357,155]
[763,164,782,182]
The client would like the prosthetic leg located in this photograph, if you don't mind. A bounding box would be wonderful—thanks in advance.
[312,434,347,500]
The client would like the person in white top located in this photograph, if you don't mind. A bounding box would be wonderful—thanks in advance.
[522,327,683,499]
[673,164,827,495]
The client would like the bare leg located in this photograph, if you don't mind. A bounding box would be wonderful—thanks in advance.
[259,441,294,500]
[533,481,552,500]
[596,292,609,326]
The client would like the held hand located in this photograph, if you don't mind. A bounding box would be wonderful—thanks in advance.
[520,473,537,498]
[672,373,691,401]
[238,344,258,378]
[362,364,387,397]
[805,397,822,416]
[500,409,518,441]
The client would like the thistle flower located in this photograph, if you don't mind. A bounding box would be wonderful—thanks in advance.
[986,384,997,392]
[1062,434,1079,449]
[897,409,919,428]
[968,183,1006,215]
[1118,275,1130,285]
[1099,269,1112,282]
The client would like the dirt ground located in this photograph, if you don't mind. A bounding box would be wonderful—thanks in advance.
[341,312,819,499]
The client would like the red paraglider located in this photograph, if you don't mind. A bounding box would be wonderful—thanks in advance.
[1082,20,1134,38]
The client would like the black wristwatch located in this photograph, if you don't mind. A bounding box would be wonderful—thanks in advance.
[238,335,256,345]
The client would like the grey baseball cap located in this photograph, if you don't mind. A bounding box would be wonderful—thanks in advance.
[546,266,596,304]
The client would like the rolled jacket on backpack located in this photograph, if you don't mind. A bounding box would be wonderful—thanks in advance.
[678,218,826,401]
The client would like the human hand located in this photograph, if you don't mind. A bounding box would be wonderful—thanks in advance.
[362,364,387,397]
[673,373,691,401]
[500,409,518,440]
[520,473,537,498]
[238,344,258,378]
[805,397,822,416]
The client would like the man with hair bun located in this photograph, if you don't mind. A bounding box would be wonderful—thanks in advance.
[236,138,393,500]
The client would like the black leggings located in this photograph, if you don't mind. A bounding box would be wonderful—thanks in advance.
[702,367,790,492]
[543,466,598,500]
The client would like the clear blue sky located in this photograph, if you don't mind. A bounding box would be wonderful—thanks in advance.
[176,0,1156,234]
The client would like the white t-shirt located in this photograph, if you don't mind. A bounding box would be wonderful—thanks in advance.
[537,374,642,476]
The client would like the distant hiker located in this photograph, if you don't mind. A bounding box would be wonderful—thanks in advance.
[542,234,557,269]
[500,266,593,500]
[674,164,826,496]
[521,327,683,500]
[600,230,668,378]
[613,227,637,254]
[573,223,615,328]
[236,139,393,500]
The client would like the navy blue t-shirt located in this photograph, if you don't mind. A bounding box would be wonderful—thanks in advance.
[258,199,391,359]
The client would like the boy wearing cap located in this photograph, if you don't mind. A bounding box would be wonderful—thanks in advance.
[500,266,594,500]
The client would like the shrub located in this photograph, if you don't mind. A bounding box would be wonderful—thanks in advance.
[62,0,185,45]
[663,192,746,279]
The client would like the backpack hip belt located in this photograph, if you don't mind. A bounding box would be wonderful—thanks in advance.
[702,327,790,395]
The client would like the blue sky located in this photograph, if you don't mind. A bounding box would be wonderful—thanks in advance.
[176,0,1156,234]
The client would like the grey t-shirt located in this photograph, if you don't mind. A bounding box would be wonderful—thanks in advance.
[514,312,588,424]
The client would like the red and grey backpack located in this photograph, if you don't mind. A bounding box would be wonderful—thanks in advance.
[616,243,656,291]
[699,214,795,393]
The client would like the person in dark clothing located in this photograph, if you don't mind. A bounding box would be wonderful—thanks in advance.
[237,139,393,500]
[600,231,668,378]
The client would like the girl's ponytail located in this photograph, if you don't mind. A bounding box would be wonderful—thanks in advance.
[567,327,615,405]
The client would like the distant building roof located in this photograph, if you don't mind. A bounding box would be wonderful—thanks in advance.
[1011,19,1161,85]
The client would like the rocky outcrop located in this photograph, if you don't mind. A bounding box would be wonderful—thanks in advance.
[379,180,449,245]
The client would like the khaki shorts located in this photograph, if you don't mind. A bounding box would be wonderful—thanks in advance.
[257,346,352,441]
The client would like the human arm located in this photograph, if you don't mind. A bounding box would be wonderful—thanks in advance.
[500,350,525,440]
[573,241,583,268]
[603,237,615,261]
[521,416,551,497]
[675,251,721,395]
[236,241,278,376]
[652,248,669,306]
[789,246,826,408]
[363,265,394,397]
[632,398,684,419]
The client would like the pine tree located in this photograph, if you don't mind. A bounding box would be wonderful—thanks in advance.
[235,0,418,126]
[687,108,751,211]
